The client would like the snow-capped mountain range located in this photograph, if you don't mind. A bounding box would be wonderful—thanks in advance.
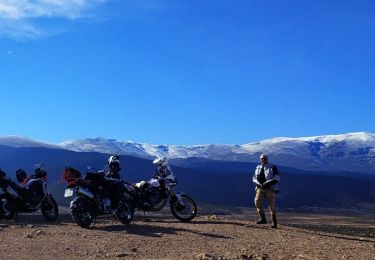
[1,132,375,174]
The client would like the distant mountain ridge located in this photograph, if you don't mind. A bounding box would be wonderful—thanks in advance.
[1,132,375,174]
[0,145,375,211]
[0,136,59,149]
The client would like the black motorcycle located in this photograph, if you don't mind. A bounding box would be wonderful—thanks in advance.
[123,176,197,222]
[62,167,134,228]
[0,165,59,221]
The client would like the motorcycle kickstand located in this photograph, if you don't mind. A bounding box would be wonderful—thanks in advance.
[14,212,21,222]
[143,211,151,222]
[90,215,98,226]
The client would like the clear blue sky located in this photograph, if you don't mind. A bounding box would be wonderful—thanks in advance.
[1,0,375,145]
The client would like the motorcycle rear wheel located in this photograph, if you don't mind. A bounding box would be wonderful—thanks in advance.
[170,194,197,222]
[71,197,95,228]
[41,195,59,221]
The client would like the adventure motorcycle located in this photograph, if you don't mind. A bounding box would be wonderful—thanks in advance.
[0,164,59,221]
[123,175,197,222]
[62,167,134,228]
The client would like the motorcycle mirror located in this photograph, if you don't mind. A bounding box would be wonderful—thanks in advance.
[87,166,97,172]
[34,162,44,170]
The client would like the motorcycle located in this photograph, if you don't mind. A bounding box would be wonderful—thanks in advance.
[0,164,59,221]
[123,175,197,222]
[62,167,134,228]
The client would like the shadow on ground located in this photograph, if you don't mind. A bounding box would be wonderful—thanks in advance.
[283,223,375,242]
[0,212,74,227]
[90,217,231,239]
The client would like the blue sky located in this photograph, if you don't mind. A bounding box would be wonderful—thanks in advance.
[1,0,375,145]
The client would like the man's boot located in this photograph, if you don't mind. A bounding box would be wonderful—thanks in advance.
[256,212,267,224]
[271,215,277,228]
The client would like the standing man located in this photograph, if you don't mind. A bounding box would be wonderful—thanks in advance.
[252,154,280,228]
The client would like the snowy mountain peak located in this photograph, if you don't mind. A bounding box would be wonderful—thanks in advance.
[302,132,375,143]
[60,137,152,158]
[0,135,59,149]
[1,132,375,174]
[245,132,375,145]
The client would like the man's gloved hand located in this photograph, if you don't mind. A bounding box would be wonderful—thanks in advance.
[263,182,270,189]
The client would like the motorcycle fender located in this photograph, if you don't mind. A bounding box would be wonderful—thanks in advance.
[172,193,187,206]
[70,196,90,210]
[70,197,80,209]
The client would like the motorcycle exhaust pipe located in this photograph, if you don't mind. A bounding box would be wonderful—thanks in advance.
[6,187,20,199]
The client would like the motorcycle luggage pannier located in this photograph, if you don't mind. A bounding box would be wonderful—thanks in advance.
[83,172,105,185]
[63,167,81,182]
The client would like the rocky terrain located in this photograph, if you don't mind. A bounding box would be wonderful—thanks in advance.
[0,207,374,259]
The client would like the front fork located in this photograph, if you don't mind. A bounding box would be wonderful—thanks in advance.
[42,193,53,206]
[170,188,186,206]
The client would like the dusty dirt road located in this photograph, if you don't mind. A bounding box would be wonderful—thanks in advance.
[0,207,374,259]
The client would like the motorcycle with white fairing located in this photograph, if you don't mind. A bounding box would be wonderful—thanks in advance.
[123,174,197,222]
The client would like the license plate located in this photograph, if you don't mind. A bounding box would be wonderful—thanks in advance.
[64,188,74,197]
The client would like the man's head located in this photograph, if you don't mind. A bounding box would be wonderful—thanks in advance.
[16,168,27,183]
[260,154,269,165]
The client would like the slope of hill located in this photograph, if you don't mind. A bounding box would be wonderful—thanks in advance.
[0,136,59,149]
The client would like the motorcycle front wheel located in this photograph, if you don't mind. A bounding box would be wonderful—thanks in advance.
[115,198,134,225]
[41,195,59,221]
[71,197,95,228]
[170,194,197,222]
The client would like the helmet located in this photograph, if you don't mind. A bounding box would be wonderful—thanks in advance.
[108,155,120,165]
[16,168,27,183]
[34,168,47,178]
[153,157,168,167]
[108,155,121,171]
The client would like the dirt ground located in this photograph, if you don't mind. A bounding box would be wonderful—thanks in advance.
[0,207,374,260]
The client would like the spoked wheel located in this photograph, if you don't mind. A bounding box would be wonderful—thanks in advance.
[71,197,95,228]
[0,194,15,220]
[41,195,59,221]
[170,194,197,222]
[115,199,134,225]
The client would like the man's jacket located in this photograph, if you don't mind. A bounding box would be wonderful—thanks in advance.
[252,163,280,191]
